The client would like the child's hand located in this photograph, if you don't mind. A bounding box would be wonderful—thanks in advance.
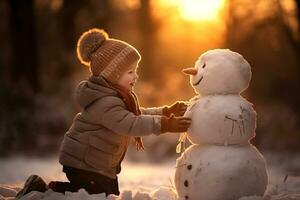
[163,102,188,117]
[134,137,145,151]
[161,114,192,133]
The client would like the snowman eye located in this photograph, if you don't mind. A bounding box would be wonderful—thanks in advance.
[202,63,206,68]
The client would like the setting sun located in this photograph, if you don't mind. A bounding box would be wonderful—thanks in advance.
[178,0,226,21]
[155,0,226,22]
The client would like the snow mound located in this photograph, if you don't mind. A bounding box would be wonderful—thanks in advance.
[0,186,17,197]
[237,176,300,200]
[1,156,300,200]
[0,187,178,200]
[151,187,177,200]
[238,195,263,200]
[1,178,300,200]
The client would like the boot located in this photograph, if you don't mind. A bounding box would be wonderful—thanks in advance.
[16,175,47,199]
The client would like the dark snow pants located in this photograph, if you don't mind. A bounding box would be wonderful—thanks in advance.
[52,166,120,196]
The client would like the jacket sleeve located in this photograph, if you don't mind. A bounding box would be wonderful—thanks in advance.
[85,96,161,136]
[140,107,164,115]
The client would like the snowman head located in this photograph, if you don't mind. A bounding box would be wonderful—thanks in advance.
[183,49,252,95]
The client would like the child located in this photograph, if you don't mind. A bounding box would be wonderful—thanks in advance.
[16,28,191,198]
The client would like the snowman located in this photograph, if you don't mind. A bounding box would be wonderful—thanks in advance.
[174,49,268,200]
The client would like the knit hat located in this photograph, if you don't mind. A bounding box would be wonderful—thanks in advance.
[77,28,141,83]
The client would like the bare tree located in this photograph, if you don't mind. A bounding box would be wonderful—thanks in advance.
[9,0,39,93]
[138,0,158,80]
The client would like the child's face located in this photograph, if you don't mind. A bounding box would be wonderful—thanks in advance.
[117,62,139,91]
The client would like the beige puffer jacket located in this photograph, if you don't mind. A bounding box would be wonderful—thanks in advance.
[59,76,162,179]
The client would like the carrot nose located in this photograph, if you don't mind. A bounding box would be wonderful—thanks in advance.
[182,68,198,75]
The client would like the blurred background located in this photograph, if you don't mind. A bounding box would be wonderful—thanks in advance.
[0,0,299,161]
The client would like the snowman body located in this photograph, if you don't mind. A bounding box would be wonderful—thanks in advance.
[184,95,256,146]
[175,49,268,200]
[175,145,267,200]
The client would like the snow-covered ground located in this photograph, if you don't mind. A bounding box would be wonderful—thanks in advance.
[0,152,299,200]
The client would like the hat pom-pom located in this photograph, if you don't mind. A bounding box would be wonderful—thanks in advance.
[76,28,108,66]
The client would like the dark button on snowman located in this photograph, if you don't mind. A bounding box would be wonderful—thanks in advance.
[174,49,268,200]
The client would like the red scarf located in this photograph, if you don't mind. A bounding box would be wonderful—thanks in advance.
[110,84,141,116]
[109,83,142,144]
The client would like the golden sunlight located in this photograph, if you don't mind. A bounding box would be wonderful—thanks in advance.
[155,0,226,21]
[178,0,226,21]
[152,0,227,51]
